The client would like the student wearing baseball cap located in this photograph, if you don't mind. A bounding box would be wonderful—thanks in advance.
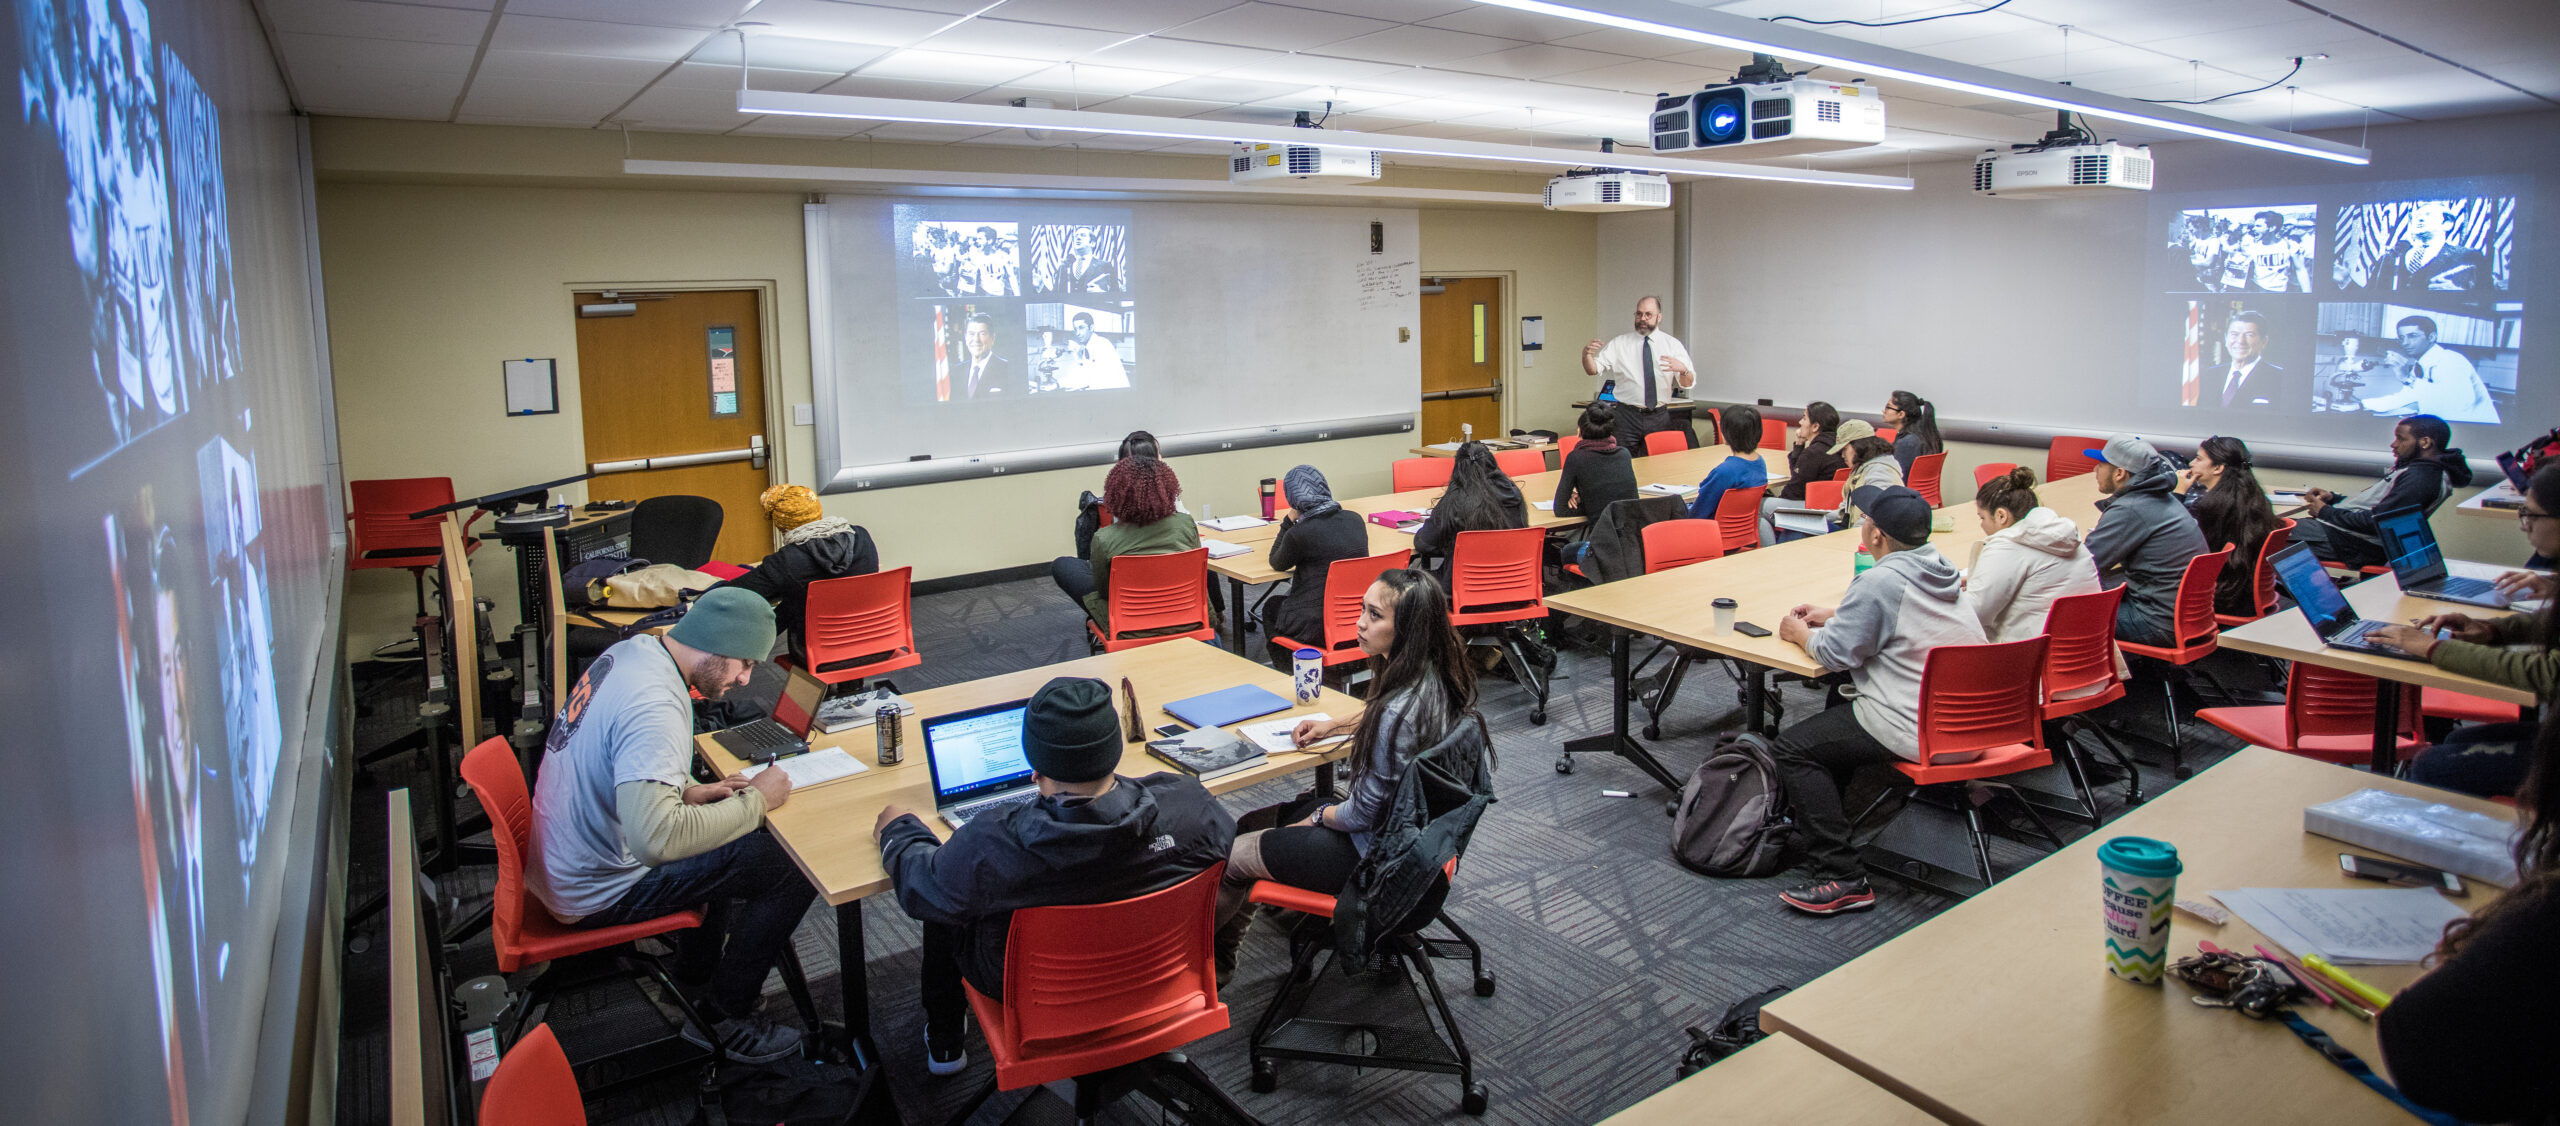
[2082,434,2209,647]
[1768,485,1986,917]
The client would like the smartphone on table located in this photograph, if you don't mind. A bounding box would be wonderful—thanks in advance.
[2339,853,2466,896]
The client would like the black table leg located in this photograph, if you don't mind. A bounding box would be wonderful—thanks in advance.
[1559,628,1685,792]
[2371,678,2401,775]
[1229,577,1251,655]
[834,898,874,1062]
[1315,761,1338,800]
[1743,665,1771,736]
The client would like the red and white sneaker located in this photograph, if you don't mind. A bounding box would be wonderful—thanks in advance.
[1779,878,1876,916]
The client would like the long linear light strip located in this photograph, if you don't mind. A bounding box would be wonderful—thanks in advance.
[736,89,1915,190]
[1472,0,2370,166]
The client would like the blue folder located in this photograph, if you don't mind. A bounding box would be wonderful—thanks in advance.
[1163,684,1292,729]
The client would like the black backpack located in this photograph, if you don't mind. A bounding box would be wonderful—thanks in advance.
[1670,732,1790,878]
[1676,985,1794,1077]
[691,1054,896,1126]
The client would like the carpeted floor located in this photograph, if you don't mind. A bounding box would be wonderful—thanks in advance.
[338,572,2268,1126]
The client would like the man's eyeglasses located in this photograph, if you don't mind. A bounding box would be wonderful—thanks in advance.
[2519,510,2555,526]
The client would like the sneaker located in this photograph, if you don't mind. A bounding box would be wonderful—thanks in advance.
[682,1013,803,1064]
[1778,878,1876,916]
[924,1023,968,1077]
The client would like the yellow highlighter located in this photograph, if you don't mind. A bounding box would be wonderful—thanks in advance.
[2301,953,2395,1011]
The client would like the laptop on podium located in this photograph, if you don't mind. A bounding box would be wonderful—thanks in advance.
[2374,506,2511,609]
[2269,544,2428,662]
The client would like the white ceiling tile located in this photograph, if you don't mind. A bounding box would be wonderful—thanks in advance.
[1154,3,1394,51]
[1317,25,1526,66]
[1549,26,1700,59]
[840,0,999,13]
[458,75,634,120]
[811,73,988,99]
[295,66,465,117]
[472,49,668,84]
[490,15,710,60]
[1272,0,1473,23]
[279,32,478,79]
[665,60,840,90]
[262,0,493,45]
[1418,6,1600,43]
[1045,133,1176,150]
[856,121,1007,142]
[729,114,871,137]
[1079,94,1237,118]
[1550,58,1722,95]
[925,19,1141,61]
[742,0,963,47]
[853,47,1047,84]
[1078,36,1280,73]
[504,0,746,29]
[978,0,1243,35]
[616,82,759,128]
[697,34,890,72]
[1006,62,1196,97]
[1441,43,1638,80]
[1204,52,1406,86]
[1138,75,1310,103]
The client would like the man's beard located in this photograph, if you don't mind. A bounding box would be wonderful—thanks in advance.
[684,659,739,700]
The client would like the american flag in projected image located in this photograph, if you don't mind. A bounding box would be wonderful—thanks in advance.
[933,305,949,401]
[2181,302,2203,406]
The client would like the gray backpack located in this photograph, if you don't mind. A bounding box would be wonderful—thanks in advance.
[1671,732,1790,877]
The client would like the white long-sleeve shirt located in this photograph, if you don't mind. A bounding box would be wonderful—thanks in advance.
[2361,344,2498,423]
[1589,329,1692,406]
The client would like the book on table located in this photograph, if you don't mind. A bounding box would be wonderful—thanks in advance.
[1145,726,1266,782]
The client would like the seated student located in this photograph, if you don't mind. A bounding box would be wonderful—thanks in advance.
[1553,403,1637,520]
[1828,421,1903,531]
[1263,464,1369,668]
[874,677,1235,1074]
[2294,414,2473,568]
[1411,441,1526,579]
[1769,486,1986,916]
[1215,569,1477,973]
[2378,716,2559,1125]
[2173,436,2281,616]
[1957,466,2099,642]
[1880,390,1943,473]
[2368,461,2560,798]
[529,588,812,1062]
[1072,430,1162,559]
[2084,435,2210,647]
[1052,455,1198,632]
[1760,401,1846,544]
[710,483,879,653]
[1689,404,1766,520]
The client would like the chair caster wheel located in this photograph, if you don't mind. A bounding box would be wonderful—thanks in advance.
[1474,971,1496,997]
[1554,756,1573,774]
[1663,800,1679,817]
[1250,1059,1277,1094]
[2172,765,2192,780]
[1462,1083,1489,1115]
[1643,723,1661,740]
[1530,707,1547,725]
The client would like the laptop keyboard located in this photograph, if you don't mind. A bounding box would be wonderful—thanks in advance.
[727,721,797,750]
[2336,620,2388,645]
[2434,576,2498,598]
[944,788,1040,828]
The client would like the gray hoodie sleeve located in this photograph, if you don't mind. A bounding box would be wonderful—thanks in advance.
[2083,505,2138,580]
[1808,570,1896,672]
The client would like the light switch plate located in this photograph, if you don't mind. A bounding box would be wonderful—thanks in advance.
[792,402,814,426]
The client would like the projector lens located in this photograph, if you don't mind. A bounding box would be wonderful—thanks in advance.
[1698,90,1746,144]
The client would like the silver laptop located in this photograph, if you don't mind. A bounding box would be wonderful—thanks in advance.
[2374,506,2510,609]
[922,699,1042,829]
[2269,545,2428,662]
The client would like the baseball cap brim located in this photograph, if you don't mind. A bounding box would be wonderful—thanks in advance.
[2084,447,2110,464]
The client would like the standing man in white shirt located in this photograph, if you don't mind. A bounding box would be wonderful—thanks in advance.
[2361,315,2499,423]
[1582,295,1695,453]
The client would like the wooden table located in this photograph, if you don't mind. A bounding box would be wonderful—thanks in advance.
[2216,562,2532,772]
[693,639,1362,1050]
[1759,747,2516,1126]
[2454,478,2526,522]
[1601,1033,1938,1126]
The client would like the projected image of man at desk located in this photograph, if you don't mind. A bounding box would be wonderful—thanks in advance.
[924,700,1040,828]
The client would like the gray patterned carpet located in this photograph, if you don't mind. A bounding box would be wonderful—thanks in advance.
[340,573,2266,1126]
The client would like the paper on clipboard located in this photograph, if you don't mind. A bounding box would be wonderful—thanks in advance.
[1239,713,1344,755]
[503,358,556,415]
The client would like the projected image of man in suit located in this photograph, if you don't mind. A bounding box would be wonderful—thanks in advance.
[2214,311,2287,409]
[959,313,1020,399]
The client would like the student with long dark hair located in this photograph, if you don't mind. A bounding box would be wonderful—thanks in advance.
[1412,440,1526,576]
[2378,715,2559,1123]
[2176,436,2281,616]
[1553,403,1636,519]
[1760,401,1846,544]
[1262,464,1369,668]
[1213,569,1480,974]
[1881,390,1942,472]
[1051,455,1196,631]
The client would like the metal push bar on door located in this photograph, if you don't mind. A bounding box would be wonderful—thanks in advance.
[590,435,766,474]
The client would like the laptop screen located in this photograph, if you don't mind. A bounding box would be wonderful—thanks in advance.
[2270,546,2357,639]
[770,666,827,737]
[2374,506,2449,585]
[923,701,1035,803]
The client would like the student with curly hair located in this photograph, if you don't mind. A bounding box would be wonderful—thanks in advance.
[1051,454,1197,631]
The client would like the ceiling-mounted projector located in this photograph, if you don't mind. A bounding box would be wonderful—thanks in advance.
[1230,110,1380,185]
[1651,54,1884,158]
[1972,116,2153,197]
[1544,167,1671,213]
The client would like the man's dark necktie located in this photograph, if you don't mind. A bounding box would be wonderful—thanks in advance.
[1641,336,1657,408]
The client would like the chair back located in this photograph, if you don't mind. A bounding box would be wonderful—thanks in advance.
[1556,434,1581,460]
[1447,527,1546,622]
[2285,662,2419,743]
[1391,457,1454,493]
[2168,548,2234,647]
[480,1023,586,1126]
[1643,430,1690,457]
[996,865,1229,1061]
[1907,451,1948,507]
[1804,480,1844,510]
[1759,418,1788,453]
[2046,436,2104,481]
[801,567,918,674]
[1494,447,1546,478]
[349,477,458,565]
[1972,461,2019,489]
[1102,548,1213,640]
[1916,638,2049,766]
[459,737,539,971]
[1333,717,1494,958]
[1832,467,1851,482]
[628,495,724,570]
[1641,519,1722,572]
[2039,587,2124,703]
[1713,486,1766,552]
[2247,519,2296,618]
[1316,550,1410,652]
[1875,425,1898,444]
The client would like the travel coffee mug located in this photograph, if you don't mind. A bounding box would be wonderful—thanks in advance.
[2098,836,2182,984]
[1712,597,1737,633]
[1293,648,1323,705]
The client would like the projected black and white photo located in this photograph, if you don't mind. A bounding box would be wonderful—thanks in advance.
[199,437,281,871]
[1027,223,1126,294]
[2313,302,2515,424]
[2176,300,2305,410]
[907,220,1018,297]
[929,303,1024,401]
[1029,303,1132,393]
[2333,196,2514,296]
[2164,204,2316,293]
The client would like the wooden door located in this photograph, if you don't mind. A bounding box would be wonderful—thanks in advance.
[574,289,773,566]
[1419,276,1504,445]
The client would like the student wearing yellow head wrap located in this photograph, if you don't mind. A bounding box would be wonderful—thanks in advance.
[707,483,879,651]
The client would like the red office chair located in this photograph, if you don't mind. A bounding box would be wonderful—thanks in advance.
[2214,520,2296,628]
[1759,417,1789,453]
[1906,452,1948,507]
[349,477,483,616]
[480,1023,584,1126]
[2046,436,2104,481]
[1832,467,1851,482]
[1972,461,2020,488]
[1803,480,1845,511]
[1088,548,1217,652]
[1556,434,1583,460]
[2039,587,2140,816]
[786,567,922,688]
[1642,430,1690,457]
[1269,550,1411,679]
[1447,527,1553,724]
[1393,457,1455,493]
[1854,638,2065,896]
[2422,687,2521,725]
[1494,447,1546,478]
[944,867,1248,1123]
[1627,519,1731,741]
[2114,547,2234,779]
[1874,425,1897,444]
[1713,485,1766,552]
[2196,662,2423,766]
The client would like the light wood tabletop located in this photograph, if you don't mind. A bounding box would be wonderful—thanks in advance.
[2214,563,2535,706]
[1759,747,2516,1126]
[2454,478,2526,522]
[1600,1033,1939,1125]
[695,638,1361,907]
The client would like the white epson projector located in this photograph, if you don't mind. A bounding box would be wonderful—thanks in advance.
[1544,170,1672,213]
[1650,78,1885,158]
[1229,140,1382,185]
[1972,142,2154,197]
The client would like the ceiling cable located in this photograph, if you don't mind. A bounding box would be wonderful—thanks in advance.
[1764,0,2018,30]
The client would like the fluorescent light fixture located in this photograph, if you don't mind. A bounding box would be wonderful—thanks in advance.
[1472,0,2370,166]
[735,88,1914,190]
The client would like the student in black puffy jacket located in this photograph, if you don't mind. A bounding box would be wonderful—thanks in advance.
[2295,413,2474,568]
[1263,464,1371,667]
[1411,441,1526,580]
[710,483,879,652]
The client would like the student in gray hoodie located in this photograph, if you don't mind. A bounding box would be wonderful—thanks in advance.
[2083,435,2210,647]
[1771,485,1987,917]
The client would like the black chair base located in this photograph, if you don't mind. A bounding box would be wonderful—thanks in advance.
[1246,913,1492,1116]
[948,1051,1262,1126]
[509,941,825,1098]
[1851,779,2069,900]
[1467,626,1553,725]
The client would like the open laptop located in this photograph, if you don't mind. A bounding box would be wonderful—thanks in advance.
[708,663,830,760]
[2268,544,2426,661]
[922,698,1042,828]
[2374,506,2511,608]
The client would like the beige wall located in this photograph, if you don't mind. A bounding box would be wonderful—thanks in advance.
[320,119,1602,655]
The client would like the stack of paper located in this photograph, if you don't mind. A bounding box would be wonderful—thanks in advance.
[1202,538,1252,559]
[1200,515,1269,532]
[1237,713,1348,755]
[1641,482,1697,497]
[2211,886,2470,964]
[742,747,869,790]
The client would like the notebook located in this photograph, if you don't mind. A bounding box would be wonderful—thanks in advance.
[1200,515,1269,532]
[1163,684,1292,729]
[741,747,868,790]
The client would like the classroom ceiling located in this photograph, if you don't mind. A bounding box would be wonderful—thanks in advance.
[260,0,2560,172]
